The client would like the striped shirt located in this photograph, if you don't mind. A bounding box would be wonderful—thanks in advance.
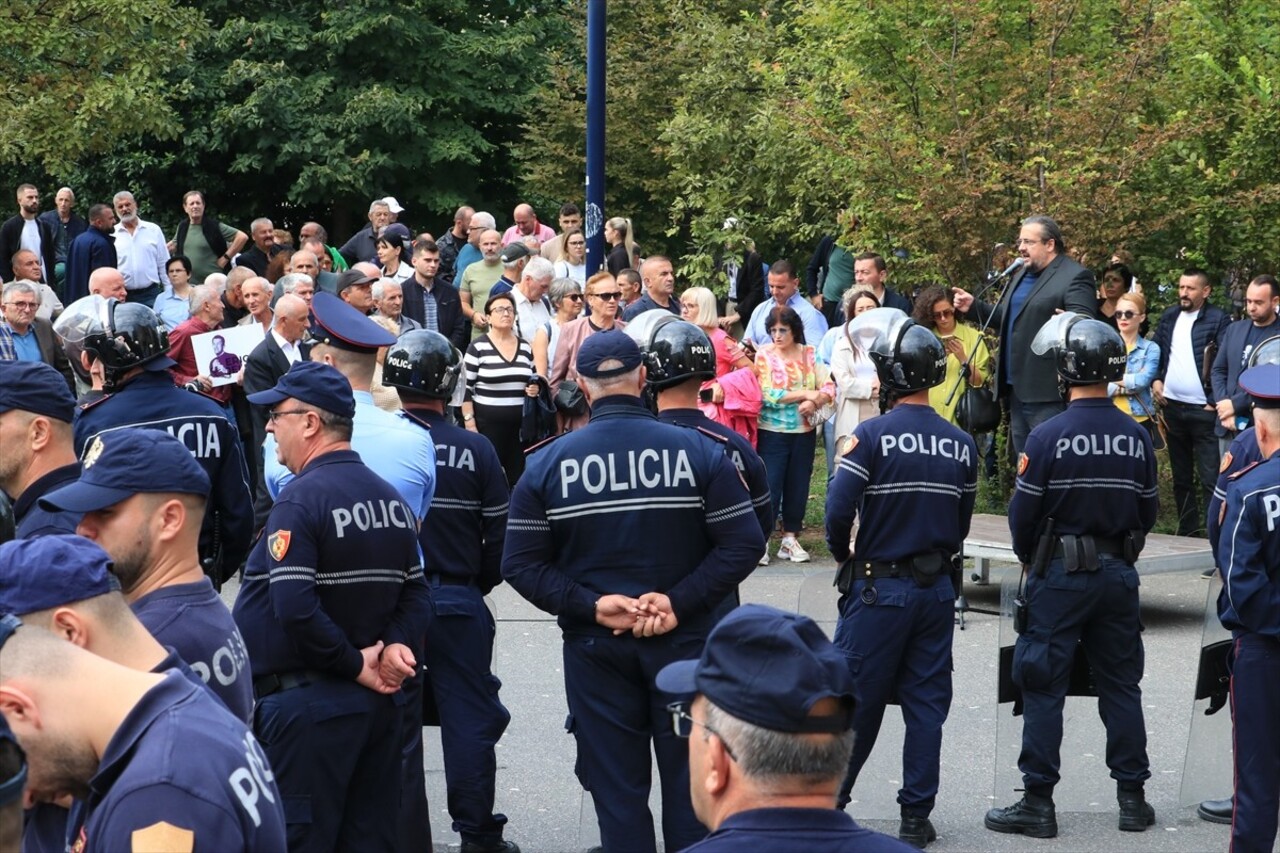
[464,334,535,407]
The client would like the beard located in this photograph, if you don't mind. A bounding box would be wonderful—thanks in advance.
[107,537,153,594]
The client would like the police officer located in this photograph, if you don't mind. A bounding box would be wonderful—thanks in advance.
[1217,362,1280,853]
[502,330,764,853]
[824,308,976,849]
[261,290,435,516]
[39,428,253,722]
[234,360,430,851]
[656,604,914,853]
[985,314,1158,839]
[384,330,519,853]
[0,361,81,538]
[625,312,773,539]
[64,296,252,584]
[0,611,286,852]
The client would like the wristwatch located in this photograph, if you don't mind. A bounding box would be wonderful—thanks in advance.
[463,413,475,422]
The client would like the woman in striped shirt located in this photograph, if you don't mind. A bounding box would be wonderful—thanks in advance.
[463,290,538,486]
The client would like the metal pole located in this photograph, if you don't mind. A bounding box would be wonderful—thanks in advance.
[585,0,606,272]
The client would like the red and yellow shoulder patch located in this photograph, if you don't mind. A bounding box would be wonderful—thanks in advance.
[1017,452,1030,476]
[268,529,292,562]
[840,435,859,456]
[1219,451,1233,474]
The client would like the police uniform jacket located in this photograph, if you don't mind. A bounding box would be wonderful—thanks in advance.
[1207,427,1263,565]
[73,371,253,575]
[681,808,915,853]
[1008,398,1159,561]
[406,409,509,593]
[234,449,430,679]
[264,391,436,520]
[659,407,773,537]
[1217,452,1280,637]
[502,395,764,635]
[12,462,80,538]
[67,672,287,852]
[826,403,977,564]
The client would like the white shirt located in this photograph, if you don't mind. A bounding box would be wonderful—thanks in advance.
[19,219,48,282]
[114,219,171,290]
[513,287,552,343]
[1164,309,1207,405]
[553,259,587,286]
[271,329,302,364]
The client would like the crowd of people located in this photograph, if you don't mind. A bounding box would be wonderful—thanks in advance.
[1,184,1280,853]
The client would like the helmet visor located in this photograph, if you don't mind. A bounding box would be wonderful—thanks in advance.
[846,307,911,356]
[1030,312,1091,357]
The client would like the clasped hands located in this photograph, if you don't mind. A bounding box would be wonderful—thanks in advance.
[594,593,679,637]
[356,640,418,694]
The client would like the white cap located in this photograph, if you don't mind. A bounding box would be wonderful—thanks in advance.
[382,196,405,214]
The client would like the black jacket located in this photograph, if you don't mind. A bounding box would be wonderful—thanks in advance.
[402,275,469,351]
[0,214,58,283]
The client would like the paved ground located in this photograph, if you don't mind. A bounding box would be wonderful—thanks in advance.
[226,560,1240,852]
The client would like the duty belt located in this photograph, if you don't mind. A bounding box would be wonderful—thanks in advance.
[253,670,332,700]
[1051,534,1130,572]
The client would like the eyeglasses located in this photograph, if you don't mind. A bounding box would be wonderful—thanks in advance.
[667,702,737,761]
[564,293,584,302]
[267,409,311,423]
[1115,310,1140,320]
[568,241,586,247]
[3,301,37,310]
[591,291,622,301]
[489,306,514,315]
[769,327,792,336]
[1015,238,1045,247]
[932,309,955,320]
[467,225,485,231]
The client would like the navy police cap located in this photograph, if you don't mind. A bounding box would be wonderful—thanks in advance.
[656,604,855,734]
[246,359,356,419]
[576,330,644,379]
[0,535,123,617]
[309,290,396,353]
[1240,364,1280,409]
[0,360,76,423]
[40,427,211,514]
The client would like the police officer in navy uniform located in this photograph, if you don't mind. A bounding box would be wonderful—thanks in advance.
[502,330,765,853]
[39,429,254,722]
[384,330,519,853]
[824,308,976,849]
[626,312,773,540]
[656,604,915,853]
[233,360,430,851]
[0,610,287,852]
[1217,362,1280,853]
[985,314,1158,839]
[65,296,252,584]
[0,361,81,538]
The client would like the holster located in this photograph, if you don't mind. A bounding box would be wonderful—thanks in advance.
[835,557,855,596]
[909,551,946,588]
[1032,517,1056,577]
[1123,530,1147,564]
[1059,534,1099,573]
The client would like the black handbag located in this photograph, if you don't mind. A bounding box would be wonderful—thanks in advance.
[956,383,1001,434]
[554,379,588,416]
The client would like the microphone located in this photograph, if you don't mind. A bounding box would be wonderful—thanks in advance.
[990,257,1025,282]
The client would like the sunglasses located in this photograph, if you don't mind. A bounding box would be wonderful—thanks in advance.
[591,291,622,301]
[1115,310,1140,320]
[565,293,584,301]
[932,309,955,320]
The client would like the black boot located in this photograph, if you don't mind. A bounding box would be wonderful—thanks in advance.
[1118,790,1155,832]
[898,812,937,849]
[984,793,1057,838]
[1197,797,1233,825]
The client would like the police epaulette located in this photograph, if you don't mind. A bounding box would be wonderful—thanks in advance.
[398,409,432,431]
[524,432,565,455]
[1227,460,1263,481]
[692,425,729,445]
[189,387,222,403]
[78,394,112,411]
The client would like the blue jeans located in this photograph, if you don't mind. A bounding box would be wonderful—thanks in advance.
[757,428,816,534]
[1009,393,1065,459]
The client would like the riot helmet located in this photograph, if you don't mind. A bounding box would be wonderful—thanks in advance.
[1247,334,1280,368]
[382,329,462,399]
[847,307,947,395]
[1031,313,1125,386]
[57,296,172,390]
[624,312,716,389]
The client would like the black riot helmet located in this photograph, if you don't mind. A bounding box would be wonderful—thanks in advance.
[848,308,947,395]
[67,297,172,389]
[624,312,716,390]
[382,329,462,399]
[1032,313,1125,386]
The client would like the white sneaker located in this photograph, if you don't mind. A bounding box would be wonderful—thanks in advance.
[777,536,810,563]
[758,549,771,567]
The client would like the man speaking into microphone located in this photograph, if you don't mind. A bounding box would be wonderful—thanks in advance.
[952,215,1098,457]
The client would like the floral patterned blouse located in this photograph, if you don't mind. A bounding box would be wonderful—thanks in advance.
[755,343,832,434]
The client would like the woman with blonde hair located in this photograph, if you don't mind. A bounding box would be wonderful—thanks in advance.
[604,217,639,275]
[680,285,760,444]
[1108,291,1161,442]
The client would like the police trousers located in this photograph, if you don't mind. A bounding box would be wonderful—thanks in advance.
[562,629,708,853]
[833,576,955,814]
[254,677,401,852]
[1231,633,1280,853]
[1012,557,1149,798]
[423,581,511,845]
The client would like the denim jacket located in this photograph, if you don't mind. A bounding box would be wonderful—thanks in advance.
[1110,335,1160,419]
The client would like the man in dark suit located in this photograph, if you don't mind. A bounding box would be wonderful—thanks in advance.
[953,215,1098,457]
[0,185,58,287]
[402,238,469,350]
[242,293,311,522]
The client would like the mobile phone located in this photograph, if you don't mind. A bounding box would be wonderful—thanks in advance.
[699,387,714,403]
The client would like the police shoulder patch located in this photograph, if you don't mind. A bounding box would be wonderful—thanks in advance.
[1017,452,1030,476]
[131,822,194,853]
[268,529,292,561]
[1219,451,1233,473]
[1227,460,1262,481]
[840,435,859,456]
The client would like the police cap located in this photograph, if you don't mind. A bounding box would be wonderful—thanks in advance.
[1239,364,1280,409]
[0,535,122,617]
[577,330,644,379]
[247,360,357,419]
[310,290,396,353]
[40,428,211,514]
[656,604,855,734]
[0,360,75,423]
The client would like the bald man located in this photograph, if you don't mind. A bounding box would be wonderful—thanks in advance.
[501,203,555,246]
